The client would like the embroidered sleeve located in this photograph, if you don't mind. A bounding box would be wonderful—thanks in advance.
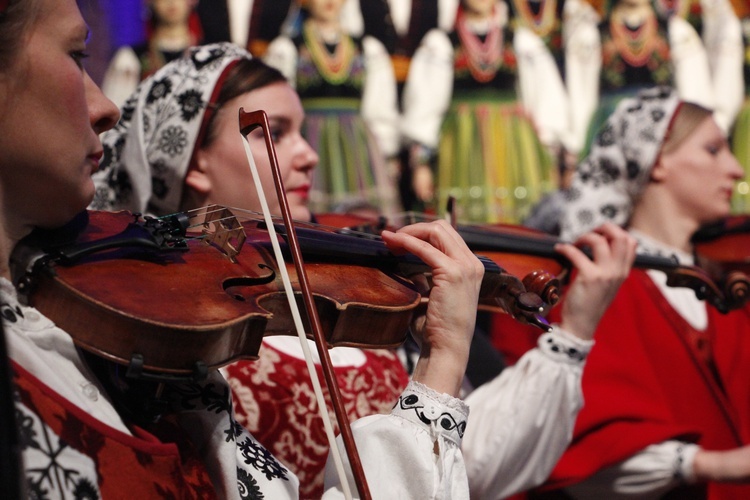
[322,380,470,499]
[462,328,590,498]
[538,326,593,365]
[390,380,469,446]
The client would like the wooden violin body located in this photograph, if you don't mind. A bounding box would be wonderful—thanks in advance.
[19,210,420,375]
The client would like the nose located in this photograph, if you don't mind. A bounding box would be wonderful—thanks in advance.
[85,73,120,134]
[292,135,319,173]
[725,150,744,181]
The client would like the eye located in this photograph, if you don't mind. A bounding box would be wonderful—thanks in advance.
[704,139,726,156]
[270,126,289,143]
[71,50,90,69]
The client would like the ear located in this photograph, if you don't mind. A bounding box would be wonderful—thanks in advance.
[650,154,669,183]
[184,150,213,194]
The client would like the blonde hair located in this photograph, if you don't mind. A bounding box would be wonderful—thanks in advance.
[660,102,713,155]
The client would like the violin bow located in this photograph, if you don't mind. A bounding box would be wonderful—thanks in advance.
[238,109,370,500]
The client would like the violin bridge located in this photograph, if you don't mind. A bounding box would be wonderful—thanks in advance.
[200,206,247,261]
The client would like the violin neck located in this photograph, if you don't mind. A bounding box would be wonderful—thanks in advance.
[456,225,681,272]
[285,223,504,276]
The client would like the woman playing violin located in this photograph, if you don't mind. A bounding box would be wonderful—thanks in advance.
[528,86,750,499]
[89,39,637,496]
[0,3,485,496]
[92,44,412,497]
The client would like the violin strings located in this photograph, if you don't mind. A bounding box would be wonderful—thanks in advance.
[171,204,388,243]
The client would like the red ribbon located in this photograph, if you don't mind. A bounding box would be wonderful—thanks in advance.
[0,0,8,15]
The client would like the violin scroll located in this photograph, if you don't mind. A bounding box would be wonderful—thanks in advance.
[521,269,562,307]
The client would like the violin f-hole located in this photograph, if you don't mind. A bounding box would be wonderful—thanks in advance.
[223,265,276,301]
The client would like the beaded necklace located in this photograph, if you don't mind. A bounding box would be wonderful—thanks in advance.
[511,0,558,38]
[302,20,356,85]
[456,8,504,83]
[609,10,659,67]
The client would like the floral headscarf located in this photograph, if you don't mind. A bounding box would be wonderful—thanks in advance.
[91,42,250,216]
[560,86,682,241]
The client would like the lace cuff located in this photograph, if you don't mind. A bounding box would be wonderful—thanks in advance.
[391,380,469,446]
[538,327,594,365]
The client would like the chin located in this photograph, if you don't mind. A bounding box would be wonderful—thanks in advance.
[698,207,730,226]
[291,206,313,223]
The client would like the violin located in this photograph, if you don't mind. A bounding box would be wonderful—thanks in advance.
[691,214,750,305]
[13,205,550,377]
[318,212,750,314]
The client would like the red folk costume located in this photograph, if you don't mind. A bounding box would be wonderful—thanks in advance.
[543,270,750,498]
[535,87,750,498]
[12,363,218,499]
[224,338,408,499]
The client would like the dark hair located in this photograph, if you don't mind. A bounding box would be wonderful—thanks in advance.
[202,58,288,147]
[0,0,37,71]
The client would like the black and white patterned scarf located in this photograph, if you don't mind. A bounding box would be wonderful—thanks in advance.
[91,43,250,216]
[560,86,682,241]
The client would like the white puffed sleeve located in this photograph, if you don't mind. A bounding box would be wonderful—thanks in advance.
[462,328,593,499]
[700,0,745,134]
[400,29,455,149]
[563,9,602,155]
[669,16,715,111]
[101,47,141,109]
[263,36,299,87]
[323,380,470,499]
[515,27,570,151]
[565,441,700,499]
[361,36,400,157]
[439,0,461,30]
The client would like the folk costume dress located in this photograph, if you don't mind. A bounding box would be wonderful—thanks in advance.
[223,337,408,499]
[401,2,569,224]
[541,238,750,499]
[565,1,713,156]
[264,20,402,217]
[542,88,750,498]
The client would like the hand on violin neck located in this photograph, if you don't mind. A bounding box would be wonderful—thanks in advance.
[556,223,637,341]
[381,220,484,397]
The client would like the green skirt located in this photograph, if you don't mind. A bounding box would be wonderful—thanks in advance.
[731,96,750,214]
[437,94,554,223]
[302,97,401,217]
